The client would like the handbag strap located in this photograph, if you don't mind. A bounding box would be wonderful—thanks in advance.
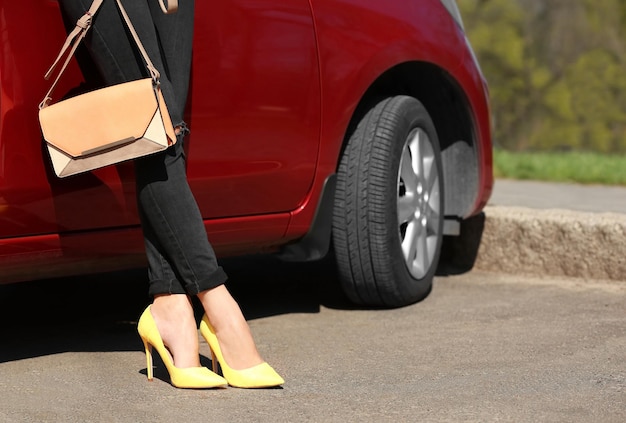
[157,0,178,14]
[40,0,179,109]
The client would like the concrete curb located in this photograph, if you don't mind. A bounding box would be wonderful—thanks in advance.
[474,206,626,281]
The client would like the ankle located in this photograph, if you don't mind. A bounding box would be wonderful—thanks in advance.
[197,286,239,324]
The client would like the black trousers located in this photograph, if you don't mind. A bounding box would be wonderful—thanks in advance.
[57,0,227,296]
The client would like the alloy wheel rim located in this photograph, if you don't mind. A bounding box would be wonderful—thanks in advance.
[397,127,441,279]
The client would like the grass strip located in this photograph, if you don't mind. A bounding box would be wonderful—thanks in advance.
[493,150,626,186]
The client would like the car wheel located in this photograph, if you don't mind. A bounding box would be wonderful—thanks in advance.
[333,95,444,307]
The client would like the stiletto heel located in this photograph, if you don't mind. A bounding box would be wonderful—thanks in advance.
[199,314,284,388]
[143,340,154,381]
[137,306,227,389]
[210,349,218,374]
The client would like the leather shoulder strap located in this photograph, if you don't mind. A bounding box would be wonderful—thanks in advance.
[40,0,177,109]
[40,0,105,108]
[158,0,178,14]
[114,0,160,80]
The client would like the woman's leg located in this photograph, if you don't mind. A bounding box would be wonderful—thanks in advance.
[197,286,264,370]
[135,137,228,297]
[145,0,268,370]
[56,0,205,368]
[59,0,227,296]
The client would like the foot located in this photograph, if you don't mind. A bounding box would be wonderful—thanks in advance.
[197,285,264,370]
[150,294,201,369]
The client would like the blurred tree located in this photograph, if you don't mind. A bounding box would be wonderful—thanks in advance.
[458,0,626,153]
[457,0,532,149]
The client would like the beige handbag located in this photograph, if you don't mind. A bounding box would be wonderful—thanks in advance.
[39,0,179,178]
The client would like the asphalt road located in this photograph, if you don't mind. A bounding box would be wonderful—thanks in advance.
[0,256,624,423]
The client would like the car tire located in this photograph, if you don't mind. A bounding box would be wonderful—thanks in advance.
[333,95,444,307]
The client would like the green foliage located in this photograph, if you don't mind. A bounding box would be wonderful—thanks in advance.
[493,150,626,186]
[458,0,626,153]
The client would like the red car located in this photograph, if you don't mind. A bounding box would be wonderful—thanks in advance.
[0,0,492,307]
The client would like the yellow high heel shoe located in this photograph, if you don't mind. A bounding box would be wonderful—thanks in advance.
[199,315,284,388]
[137,306,227,389]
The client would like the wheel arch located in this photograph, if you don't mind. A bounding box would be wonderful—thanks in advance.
[340,61,480,221]
[279,61,482,262]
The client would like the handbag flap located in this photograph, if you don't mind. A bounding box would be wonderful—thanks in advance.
[39,79,161,158]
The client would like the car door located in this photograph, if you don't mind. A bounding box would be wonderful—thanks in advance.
[186,0,321,219]
[0,0,320,241]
